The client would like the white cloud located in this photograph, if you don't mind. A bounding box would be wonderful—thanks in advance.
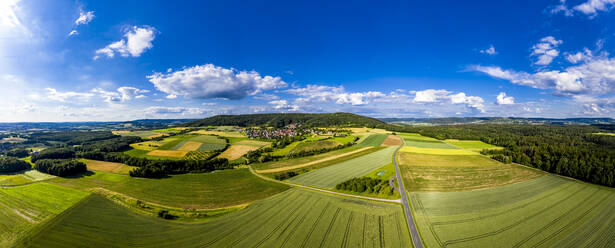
[91,87,149,103]
[45,88,94,102]
[145,106,208,115]
[253,93,280,100]
[531,36,562,66]
[75,10,94,25]
[480,45,497,55]
[148,64,287,100]
[551,0,574,16]
[94,26,156,59]
[268,100,299,111]
[286,85,385,106]
[412,89,485,112]
[574,0,615,16]
[496,92,515,105]
[68,30,78,36]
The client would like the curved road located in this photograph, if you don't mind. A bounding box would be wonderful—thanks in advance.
[393,137,424,248]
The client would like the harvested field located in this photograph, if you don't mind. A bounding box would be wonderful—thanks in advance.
[20,188,410,248]
[146,150,187,158]
[399,153,501,167]
[381,135,402,146]
[401,146,476,155]
[218,145,259,160]
[83,159,136,174]
[411,175,615,247]
[176,141,203,152]
[234,139,270,147]
[256,146,373,173]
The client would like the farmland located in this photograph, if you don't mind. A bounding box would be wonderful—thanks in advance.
[255,146,379,173]
[128,134,228,159]
[81,159,136,174]
[358,133,389,146]
[410,175,615,247]
[19,188,410,248]
[444,139,503,151]
[287,146,396,188]
[49,169,288,209]
[0,170,55,187]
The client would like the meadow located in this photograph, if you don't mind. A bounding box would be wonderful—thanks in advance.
[400,146,477,155]
[410,175,615,247]
[287,146,396,189]
[358,133,389,146]
[49,169,288,209]
[19,188,411,248]
[0,170,55,186]
[0,183,89,247]
[113,130,167,139]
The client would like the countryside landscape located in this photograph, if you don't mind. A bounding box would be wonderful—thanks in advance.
[4,0,615,247]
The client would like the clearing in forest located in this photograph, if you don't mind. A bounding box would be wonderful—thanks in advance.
[19,188,410,248]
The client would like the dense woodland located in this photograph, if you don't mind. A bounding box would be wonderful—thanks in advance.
[401,124,615,187]
[34,159,87,176]
[185,113,387,128]
[335,177,395,195]
[0,157,31,173]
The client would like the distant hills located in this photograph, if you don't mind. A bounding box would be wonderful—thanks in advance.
[380,117,615,125]
[184,113,387,128]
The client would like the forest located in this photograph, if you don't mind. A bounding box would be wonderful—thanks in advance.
[34,159,87,176]
[0,157,31,173]
[185,112,387,128]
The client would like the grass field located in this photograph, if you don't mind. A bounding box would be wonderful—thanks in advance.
[399,153,501,167]
[288,146,396,189]
[410,175,615,247]
[0,183,89,247]
[364,163,397,180]
[593,132,615,136]
[270,141,301,156]
[333,135,355,144]
[169,135,227,151]
[190,130,247,138]
[0,170,55,186]
[113,130,167,139]
[397,133,440,141]
[358,133,389,146]
[49,169,288,209]
[146,150,188,158]
[444,139,503,150]
[401,146,477,155]
[82,159,136,174]
[19,188,410,248]
[233,139,270,147]
[291,139,341,153]
[404,140,458,149]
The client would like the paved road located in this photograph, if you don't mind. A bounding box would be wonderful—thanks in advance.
[248,165,401,204]
[392,137,424,248]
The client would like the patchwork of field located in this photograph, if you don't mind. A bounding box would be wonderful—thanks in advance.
[401,146,476,155]
[169,135,227,151]
[146,149,188,158]
[411,175,615,247]
[292,139,341,153]
[256,146,375,174]
[190,130,246,137]
[0,183,89,247]
[19,188,410,248]
[288,146,396,189]
[129,134,228,159]
[82,159,136,174]
[358,133,389,146]
[49,169,288,209]
[0,170,55,187]
[255,146,377,171]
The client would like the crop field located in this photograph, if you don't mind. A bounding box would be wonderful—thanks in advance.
[593,132,615,136]
[288,146,396,189]
[169,135,227,151]
[358,133,389,146]
[0,183,89,247]
[381,135,402,146]
[444,139,503,150]
[113,130,167,139]
[233,139,270,147]
[401,146,476,155]
[146,149,188,158]
[218,145,259,160]
[397,133,440,141]
[256,146,377,173]
[50,169,288,209]
[20,188,410,248]
[292,139,341,153]
[399,153,501,167]
[183,151,217,160]
[190,130,247,137]
[82,159,136,174]
[410,175,615,247]
[0,170,55,186]
[404,139,458,149]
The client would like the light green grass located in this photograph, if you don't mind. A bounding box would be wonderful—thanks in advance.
[0,183,89,247]
[411,175,615,247]
[49,169,288,209]
[333,135,355,144]
[154,128,184,133]
[0,170,55,186]
[169,135,227,151]
[397,133,439,141]
[401,146,476,155]
[288,146,396,189]
[404,140,458,149]
[593,132,615,136]
[270,141,301,156]
[124,148,178,160]
[444,139,503,150]
[358,133,388,146]
[19,188,410,248]
[364,162,397,180]
[115,131,163,138]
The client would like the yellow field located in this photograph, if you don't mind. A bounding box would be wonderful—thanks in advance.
[146,150,187,158]
[176,141,203,152]
[218,145,258,160]
[349,127,390,134]
[234,139,270,147]
[84,160,136,174]
[400,146,477,155]
[190,130,246,137]
[381,135,402,146]
[130,140,164,151]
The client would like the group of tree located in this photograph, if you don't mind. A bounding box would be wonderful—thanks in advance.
[335,177,395,195]
[400,124,615,187]
[30,147,75,163]
[0,157,31,173]
[185,113,387,128]
[27,131,117,145]
[4,148,29,158]
[34,159,86,176]
[273,171,297,180]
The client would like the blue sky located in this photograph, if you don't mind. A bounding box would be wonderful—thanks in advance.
[2,0,615,121]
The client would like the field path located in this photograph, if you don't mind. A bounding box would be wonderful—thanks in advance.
[248,165,400,203]
[255,146,373,173]
[393,136,425,248]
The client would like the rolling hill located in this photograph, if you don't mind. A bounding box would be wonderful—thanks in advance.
[184,112,387,128]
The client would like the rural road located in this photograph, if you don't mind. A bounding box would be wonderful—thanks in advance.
[248,165,401,203]
[392,136,424,248]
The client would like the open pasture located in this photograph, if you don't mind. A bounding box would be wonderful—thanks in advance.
[169,135,227,151]
[401,146,476,155]
[20,188,410,248]
[332,135,355,144]
[397,133,440,141]
[288,146,396,189]
[82,159,136,174]
[410,175,615,247]
[444,139,503,150]
[358,133,389,146]
[404,139,457,149]
[0,183,88,247]
[190,130,246,138]
[270,141,301,156]
[0,170,55,186]
[50,169,288,209]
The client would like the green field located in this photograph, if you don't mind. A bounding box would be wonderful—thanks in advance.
[444,139,503,150]
[358,133,389,146]
[364,162,397,180]
[0,170,55,186]
[270,141,301,156]
[114,130,164,138]
[49,169,288,209]
[288,146,396,189]
[0,183,89,247]
[404,140,458,149]
[397,133,440,141]
[411,175,615,247]
[401,146,477,155]
[168,135,227,151]
[19,188,410,248]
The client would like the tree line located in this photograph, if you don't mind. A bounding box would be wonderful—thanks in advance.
[335,177,395,195]
[34,159,87,176]
[0,157,31,173]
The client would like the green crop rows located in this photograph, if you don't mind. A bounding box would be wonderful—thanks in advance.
[358,134,389,146]
[19,188,411,248]
[288,146,396,189]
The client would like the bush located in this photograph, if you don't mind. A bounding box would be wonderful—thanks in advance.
[34,159,86,176]
[0,157,31,173]
[274,171,297,180]
[335,177,395,195]
[157,210,176,220]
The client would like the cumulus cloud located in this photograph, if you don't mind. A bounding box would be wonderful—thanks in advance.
[91,87,149,103]
[147,64,287,100]
[531,36,562,66]
[286,85,385,106]
[551,0,615,17]
[268,100,299,111]
[496,92,515,105]
[45,88,94,102]
[480,45,497,55]
[94,26,156,59]
[75,10,94,25]
[551,0,574,16]
[411,89,485,112]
